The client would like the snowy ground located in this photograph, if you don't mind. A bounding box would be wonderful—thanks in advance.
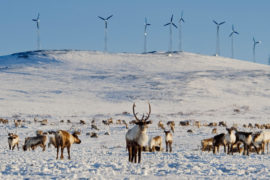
[0,50,270,179]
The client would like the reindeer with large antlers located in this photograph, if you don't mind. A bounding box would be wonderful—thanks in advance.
[125,102,152,163]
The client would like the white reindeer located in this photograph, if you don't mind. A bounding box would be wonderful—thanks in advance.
[164,130,173,152]
[125,102,152,163]
[8,133,19,150]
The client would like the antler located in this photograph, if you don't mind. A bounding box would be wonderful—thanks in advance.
[132,103,140,122]
[144,102,151,121]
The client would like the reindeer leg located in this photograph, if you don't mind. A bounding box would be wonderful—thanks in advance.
[17,143,19,150]
[138,146,142,163]
[166,141,168,152]
[230,144,233,155]
[67,145,71,160]
[134,146,138,163]
[169,142,172,152]
[56,146,59,159]
[129,146,132,162]
[60,147,64,159]
[131,146,135,163]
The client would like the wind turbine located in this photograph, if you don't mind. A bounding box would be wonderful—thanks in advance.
[143,18,151,53]
[229,25,239,58]
[32,13,40,50]
[98,15,113,52]
[253,37,261,62]
[213,20,225,56]
[164,15,177,53]
[178,11,185,52]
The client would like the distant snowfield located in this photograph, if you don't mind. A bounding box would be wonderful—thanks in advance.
[0,50,270,179]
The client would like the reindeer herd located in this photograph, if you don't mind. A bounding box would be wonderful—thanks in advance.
[3,103,270,164]
[6,128,81,160]
[202,127,270,156]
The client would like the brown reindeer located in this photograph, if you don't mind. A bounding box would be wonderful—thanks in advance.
[55,130,81,160]
[201,137,214,152]
[125,102,152,163]
[149,136,162,152]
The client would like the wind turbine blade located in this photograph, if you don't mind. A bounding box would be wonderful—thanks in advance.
[147,23,151,26]
[37,13,40,19]
[253,37,256,43]
[219,21,226,25]
[234,31,239,35]
[232,25,234,31]
[145,18,147,24]
[229,32,234,37]
[172,23,178,28]
[98,16,105,20]
[213,20,218,25]
[32,19,37,21]
[181,11,184,18]
[170,15,173,22]
[107,14,113,20]
[164,23,170,26]
[180,18,185,23]
[37,22,39,29]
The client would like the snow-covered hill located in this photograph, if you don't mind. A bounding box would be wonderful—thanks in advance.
[0,50,270,179]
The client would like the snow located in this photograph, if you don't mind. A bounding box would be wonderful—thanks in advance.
[0,50,270,179]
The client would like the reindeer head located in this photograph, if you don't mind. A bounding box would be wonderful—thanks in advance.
[164,130,171,135]
[72,131,81,144]
[226,127,237,135]
[132,102,152,131]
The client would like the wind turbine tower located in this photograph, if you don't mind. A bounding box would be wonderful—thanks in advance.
[178,11,185,52]
[213,20,225,56]
[143,18,151,53]
[98,15,113,52]
[229,25,239,58]
[32,13,40,50]
[164,15,177,53]
[253,37,261,63]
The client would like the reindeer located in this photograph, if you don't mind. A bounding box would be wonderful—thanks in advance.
[212,133,227,154]
[23,132,47,151]
[55,130,81,160]
[225,127,237,155]
[8,133,19,150]
[234,130,257,156]
[149,136,162,152]
[201,137,214,152]
[253,131,270,154]
[125,102,152,163]
[164,130,173,152]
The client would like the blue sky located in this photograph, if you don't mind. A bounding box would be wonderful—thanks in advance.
[0,0,269,64]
